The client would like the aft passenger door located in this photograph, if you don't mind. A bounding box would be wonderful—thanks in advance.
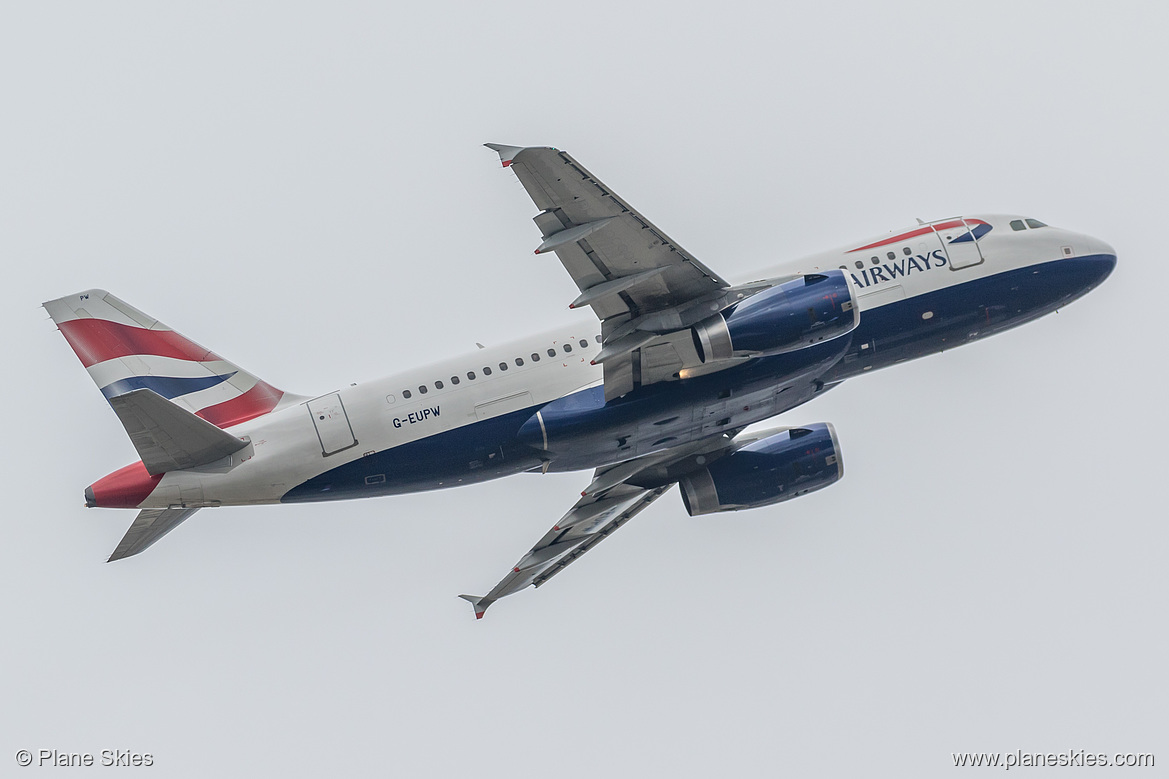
[932,217,985,270]
[307,393,358,456]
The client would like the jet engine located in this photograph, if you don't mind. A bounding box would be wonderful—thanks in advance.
[691,271,858,362]
[678,423,843,516]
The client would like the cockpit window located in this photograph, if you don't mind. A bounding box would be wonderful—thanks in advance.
[1025,218,1047,229]
[1010,219,1026,231]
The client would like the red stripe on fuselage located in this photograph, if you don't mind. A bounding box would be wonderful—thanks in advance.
[195,380,284,429]
[846,219,979,253]
[58,318,217,368]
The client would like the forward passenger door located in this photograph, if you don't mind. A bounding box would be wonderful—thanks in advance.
[932,217,985,270]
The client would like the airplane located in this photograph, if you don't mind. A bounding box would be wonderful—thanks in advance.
[44,144,1116,618]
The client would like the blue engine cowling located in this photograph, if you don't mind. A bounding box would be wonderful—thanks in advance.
[691,271,858,362]
[678,423,843,516]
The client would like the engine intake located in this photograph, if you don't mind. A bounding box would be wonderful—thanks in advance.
[692,270,857,362]
[679,423,843,516]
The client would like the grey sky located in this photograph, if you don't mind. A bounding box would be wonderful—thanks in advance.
[2,1,1165,776]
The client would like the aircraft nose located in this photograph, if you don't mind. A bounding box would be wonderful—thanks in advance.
[1083,234,1117,262]
[1081,234,1117,281]
[1062,233,1116,291]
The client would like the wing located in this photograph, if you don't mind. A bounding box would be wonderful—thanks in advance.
[458,484,670,619]
[108,507,200,562]
[459,434,739,618]
[487,145,768,400]
[486,144,728,316]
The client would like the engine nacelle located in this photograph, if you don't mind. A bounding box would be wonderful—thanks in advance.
[678,423,843,516]
[691,270,858,362]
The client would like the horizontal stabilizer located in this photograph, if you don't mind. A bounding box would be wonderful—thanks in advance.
[109,388,249,475]
[108,507,199,562]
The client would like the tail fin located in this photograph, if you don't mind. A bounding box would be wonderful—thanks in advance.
[44,289,302,429]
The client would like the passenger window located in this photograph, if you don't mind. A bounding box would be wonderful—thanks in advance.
[531,353,540,362]
[579,339,588,348]
[1010,219,1026,231]
[870,256,879,265]
[886,251,896,260]
[515,357,524,366]
[563,343,573,353]
[547,348,556,357]
[435,380,444,389]
[402,389,412,399]
[499,362,508,371]
[903,247,912,256]
[467,371,476,380]
[594,335,601,343]
[1025,218,1047,229]
[854,260,864,269]
[451,376,460,385]
[483,366,492,375]
[418,385,428,394]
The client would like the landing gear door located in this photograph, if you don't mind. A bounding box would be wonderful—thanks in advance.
[307,393,358,456]
[932,217,985,270]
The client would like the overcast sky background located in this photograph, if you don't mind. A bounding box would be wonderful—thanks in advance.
[2,2,1165,776]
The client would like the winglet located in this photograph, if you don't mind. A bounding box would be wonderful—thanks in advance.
[484,143,526,168]
[458,594,492,620]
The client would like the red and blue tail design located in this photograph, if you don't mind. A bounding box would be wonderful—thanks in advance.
[44,289,301,429]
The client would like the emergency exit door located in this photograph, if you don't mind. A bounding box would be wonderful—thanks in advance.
[307,393,358,456]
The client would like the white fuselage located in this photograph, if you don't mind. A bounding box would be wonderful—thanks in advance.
[139,215,1114,509]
